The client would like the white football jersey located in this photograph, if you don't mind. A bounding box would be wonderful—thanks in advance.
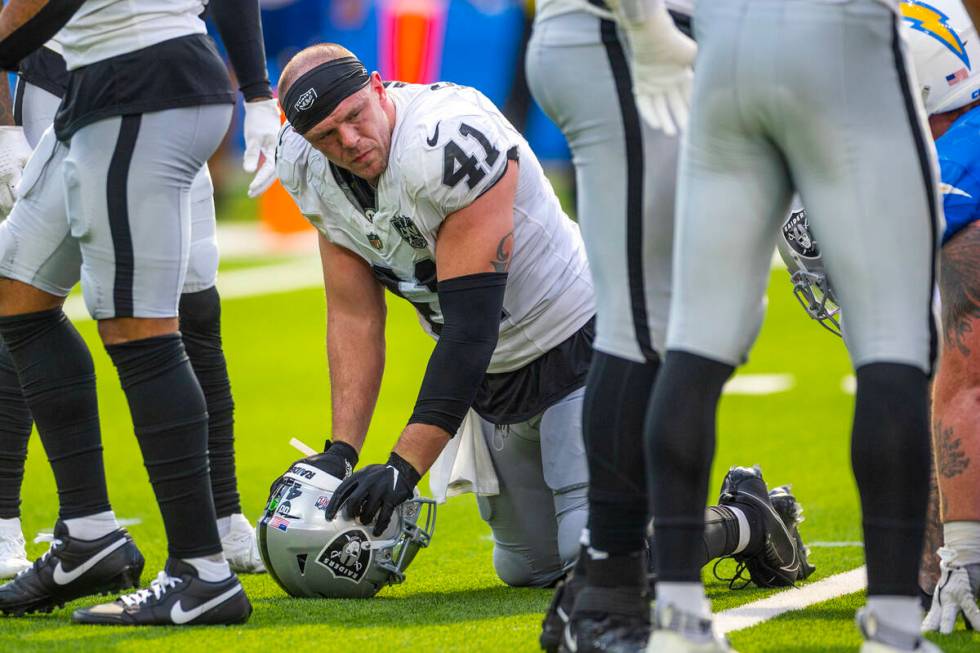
[535,0,694,22]
[277,83,595,373]
[58,0,208,70]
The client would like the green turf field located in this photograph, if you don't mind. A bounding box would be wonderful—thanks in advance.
[3,259,977,652]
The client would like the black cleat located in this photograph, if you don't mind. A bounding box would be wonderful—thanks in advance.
[718,466,804,588]
[768,484,815,582]
[0,521,144,616]
[542,572,583,652]
[559,587,650,653]
[72,558,251,626]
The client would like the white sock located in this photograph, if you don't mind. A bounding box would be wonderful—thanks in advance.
[657,581,709,618]
[216,516,232,539]
[183,555,231,582]
[866,596,921,637]
[0,517,22,534]
[944,521,980,566]
[63,510,119,541]
[728,506,752,555]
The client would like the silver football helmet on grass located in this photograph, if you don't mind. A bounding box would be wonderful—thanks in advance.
[257,462,436,598]
[776,207,842,337]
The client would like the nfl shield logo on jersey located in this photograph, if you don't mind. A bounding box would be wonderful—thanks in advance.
[294,88,317,112]
[368,233,384,250]
[317,530,372,583]
[392,216,428,249]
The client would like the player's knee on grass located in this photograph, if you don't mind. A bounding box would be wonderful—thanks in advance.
[492,542,566,588]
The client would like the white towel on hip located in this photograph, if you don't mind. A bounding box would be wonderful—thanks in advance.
[428,409,499,503]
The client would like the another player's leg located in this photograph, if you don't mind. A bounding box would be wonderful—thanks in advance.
[922,221,980,632]
[646,2,795,648]
[180,169,263,574]
[0,338,32,579]
[781,4,938,648]
[0,133,143,615]
[56,107,250,626]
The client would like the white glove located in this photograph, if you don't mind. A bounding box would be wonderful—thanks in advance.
[0,126,32,218]
[922,547,980,634]
[613,0,697,136]
[243,98,281,198]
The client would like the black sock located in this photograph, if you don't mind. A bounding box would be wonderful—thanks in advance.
[0,309,111,519]
[106,333,221,558]
[0,337,32,519]
[645,351,734,582]
[852,362,930,596]
[180,287,240,519]
[701,505,746,563]
[583,351,660,556]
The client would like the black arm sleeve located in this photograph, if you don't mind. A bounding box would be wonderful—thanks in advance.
[408,272,508,435]
[0,0,86,71]
[206,0,271,100]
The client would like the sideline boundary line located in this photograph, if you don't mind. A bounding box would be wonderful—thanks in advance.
[716,566,867,634]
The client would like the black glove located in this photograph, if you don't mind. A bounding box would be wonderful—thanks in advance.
[323,452,421,536]
[267,440,358,499]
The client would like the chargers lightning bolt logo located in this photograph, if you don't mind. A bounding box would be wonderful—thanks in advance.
[902,1,971,70]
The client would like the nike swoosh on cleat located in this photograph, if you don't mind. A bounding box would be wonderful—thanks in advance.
[52,537,128,586]
[426,122,440,147]
[170,584,243,625]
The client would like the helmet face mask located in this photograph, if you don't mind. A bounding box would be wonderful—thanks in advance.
[776,207,842,337]
[257,463,436,599]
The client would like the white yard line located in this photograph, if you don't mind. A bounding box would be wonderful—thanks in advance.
[841,375,856,395]
[63,257,322,322]
[808,541,863,548]
[716,566,867,635]
[723,374,795,395]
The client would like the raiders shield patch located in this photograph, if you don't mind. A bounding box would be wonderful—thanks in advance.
[392,216,428,249]
[316,529,372,583]
[782,209,820,259]
[294,88,317,112]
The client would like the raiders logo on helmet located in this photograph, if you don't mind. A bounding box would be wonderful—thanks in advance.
[392,216,428,249]
[294,88,317,112]
[781,209,820,259]
[316,530,372,583]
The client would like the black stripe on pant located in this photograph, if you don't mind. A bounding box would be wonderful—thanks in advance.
[891,17,940,375]
[107,114,141,318]
[598,19,656,362]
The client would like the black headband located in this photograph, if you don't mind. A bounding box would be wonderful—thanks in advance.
[282,57,370,135]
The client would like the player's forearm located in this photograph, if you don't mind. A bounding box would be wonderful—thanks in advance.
[0,76,13,126]
[392,423,452,476]
[964,0,980,34]
[327,310,385,454]
[0,0,82,69]
[207,0,272,101]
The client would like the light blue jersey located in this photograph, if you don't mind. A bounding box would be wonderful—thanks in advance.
[936,104,980,244]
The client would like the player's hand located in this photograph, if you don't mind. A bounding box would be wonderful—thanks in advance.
[323,452,421,537]
[266,439,358,499]
[0,126,32,217]
[922,547,980,634]
[624,4,697,136]
[242,97,281,198]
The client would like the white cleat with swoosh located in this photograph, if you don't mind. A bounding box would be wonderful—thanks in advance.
[72,558,251,626]
[0,520,144,616]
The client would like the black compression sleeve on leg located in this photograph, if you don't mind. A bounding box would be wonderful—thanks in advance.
[408,272,507,435]
[106,334,221,559]
[0,337,32,519]
[852,362,931,596]
[180,287,240,519]
[583,351,659,556]
[645,351,734,582]
[0,309,111,519]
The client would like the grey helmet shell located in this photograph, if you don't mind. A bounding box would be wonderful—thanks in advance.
[257,462,436,598]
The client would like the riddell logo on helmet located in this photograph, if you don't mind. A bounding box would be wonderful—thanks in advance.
[316,530,372,583]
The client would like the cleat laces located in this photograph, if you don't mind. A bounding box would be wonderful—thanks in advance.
[119,571,182,608]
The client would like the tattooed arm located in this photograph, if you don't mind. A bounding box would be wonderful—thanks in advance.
[931,222,980,528]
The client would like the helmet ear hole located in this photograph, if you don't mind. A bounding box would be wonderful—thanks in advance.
[296,553,308,574]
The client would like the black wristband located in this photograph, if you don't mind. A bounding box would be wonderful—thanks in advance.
[387,452,421,489]
[324,439,359,468]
